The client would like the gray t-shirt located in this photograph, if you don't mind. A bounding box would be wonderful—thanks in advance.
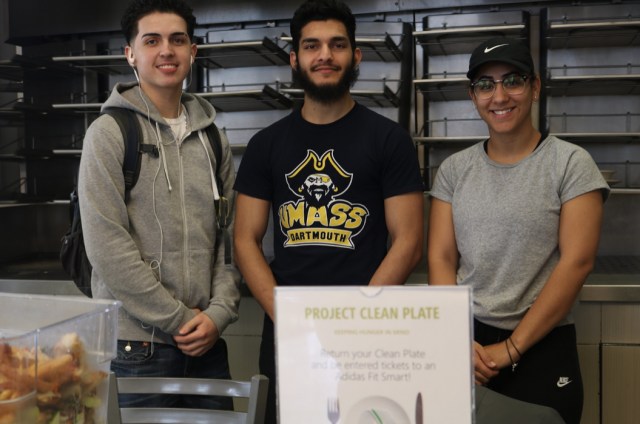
[430,136,610,330]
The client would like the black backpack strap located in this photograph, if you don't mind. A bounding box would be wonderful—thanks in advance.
[62,108,148,297]
[205,123,231,265]
[100,108,144,203]
[205,123,224,201]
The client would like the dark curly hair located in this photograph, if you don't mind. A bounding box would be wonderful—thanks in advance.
[121,0,197,45]
[290,0,357,55]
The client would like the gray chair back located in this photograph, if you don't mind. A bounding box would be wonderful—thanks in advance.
[107,372,268,424]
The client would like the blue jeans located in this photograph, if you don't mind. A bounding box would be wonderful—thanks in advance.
[110,338,233,410]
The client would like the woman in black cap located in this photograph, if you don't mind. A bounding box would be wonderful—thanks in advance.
[427,37,610,424]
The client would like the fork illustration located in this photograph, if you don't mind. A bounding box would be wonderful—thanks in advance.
[327,397,340,424]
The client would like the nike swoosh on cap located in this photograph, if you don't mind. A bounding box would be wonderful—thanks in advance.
[484,44,508,53]
[557,380,572,387]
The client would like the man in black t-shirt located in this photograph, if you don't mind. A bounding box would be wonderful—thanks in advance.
[233,1,423,422]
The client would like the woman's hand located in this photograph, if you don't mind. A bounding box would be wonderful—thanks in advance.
[483,341,521,371]
[474,342,499,386]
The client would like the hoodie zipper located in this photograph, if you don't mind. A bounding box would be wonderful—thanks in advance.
[177,136,191,306]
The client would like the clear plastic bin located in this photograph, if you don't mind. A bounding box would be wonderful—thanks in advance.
[0,294,120,424]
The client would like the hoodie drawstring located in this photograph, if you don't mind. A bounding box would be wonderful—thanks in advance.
[156,121,172,192]
[197,129,220,201]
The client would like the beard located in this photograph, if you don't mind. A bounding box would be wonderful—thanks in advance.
[293,55,360,105]
[303,185,331,208]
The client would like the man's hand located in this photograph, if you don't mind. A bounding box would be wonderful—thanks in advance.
[474,342,499,386]
[173,310,219,357]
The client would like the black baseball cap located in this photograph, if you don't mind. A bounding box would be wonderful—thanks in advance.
[467,37,534,80]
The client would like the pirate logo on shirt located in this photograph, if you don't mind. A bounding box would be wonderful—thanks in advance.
[278,150,369,249]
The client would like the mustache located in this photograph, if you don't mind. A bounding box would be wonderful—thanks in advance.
[311,64,341,72]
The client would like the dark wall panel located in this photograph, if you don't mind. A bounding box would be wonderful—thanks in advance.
[0,205,36,261]
[4,0,127,44]
[0,204,69,262]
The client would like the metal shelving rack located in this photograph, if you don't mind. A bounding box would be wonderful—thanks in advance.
[0,101,78,124]
[0,54,82,81]
[413,23,528,56]
[0,148,81,161]
[548,112,640,144]
[540,4,640,152]
[197,22,412,151]
[414,116,486,146]
[551,132,640,144]
[595,161,640,192]
[0,40,92,204]
[49,84,400,113]
[51,54,131,76]
[9,22,414,202]
[546,18,640,50]
[196,38,290,69]
[199,85,293,112]
[413,76,469,102]
[50,89,295,114]
[51,45,292,113]
[50,37,291,74]
[51,103,103,110]
[51,38,291,74]
[50,31,406,114]
[546,71,640,97]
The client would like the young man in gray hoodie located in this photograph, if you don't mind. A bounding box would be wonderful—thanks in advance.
[78,0,240,409]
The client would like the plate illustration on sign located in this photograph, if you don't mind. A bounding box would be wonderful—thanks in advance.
[346,396,410,424]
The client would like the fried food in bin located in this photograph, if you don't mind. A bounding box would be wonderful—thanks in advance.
[0,333,107,424]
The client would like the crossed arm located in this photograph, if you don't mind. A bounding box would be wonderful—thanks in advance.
[234,191,424,320]
[427,191,604,385]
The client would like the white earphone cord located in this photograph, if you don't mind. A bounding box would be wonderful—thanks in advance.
[129,51,194,349]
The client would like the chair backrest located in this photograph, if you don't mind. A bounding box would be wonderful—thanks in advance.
[107,372,268,424]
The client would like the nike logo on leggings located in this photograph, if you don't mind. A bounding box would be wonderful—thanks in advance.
[557,377,572,387]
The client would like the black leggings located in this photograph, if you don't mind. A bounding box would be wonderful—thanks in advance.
[474,320,583,424]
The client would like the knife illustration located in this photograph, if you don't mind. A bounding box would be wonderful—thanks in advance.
[416,392,423,424]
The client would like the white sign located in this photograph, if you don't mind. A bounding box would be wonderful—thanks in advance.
[275,286,474,424]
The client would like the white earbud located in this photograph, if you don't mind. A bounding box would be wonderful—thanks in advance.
[128,51,140,83]
[190,54,193,65]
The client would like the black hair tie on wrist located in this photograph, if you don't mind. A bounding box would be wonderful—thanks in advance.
[505,339,518,372]
[509,337,523,359]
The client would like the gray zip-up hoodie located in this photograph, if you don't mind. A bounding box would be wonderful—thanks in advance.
[79,82,241,345]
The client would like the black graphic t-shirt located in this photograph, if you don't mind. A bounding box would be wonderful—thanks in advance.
[234,103,423,287]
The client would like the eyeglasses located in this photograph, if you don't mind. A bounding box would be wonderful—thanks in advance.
[470,75,532,99]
